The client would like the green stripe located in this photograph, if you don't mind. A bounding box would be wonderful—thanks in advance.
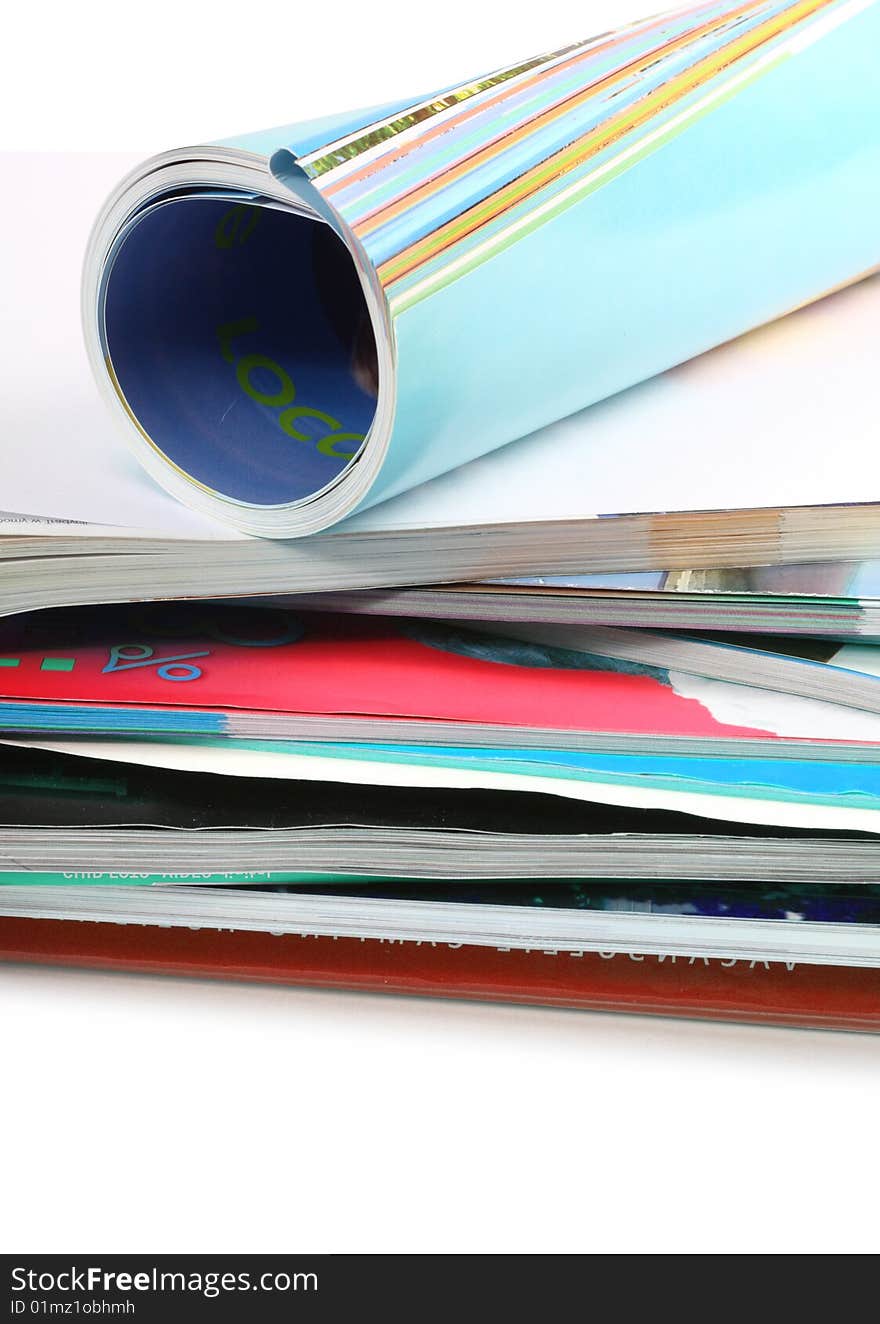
[389,53,781,314]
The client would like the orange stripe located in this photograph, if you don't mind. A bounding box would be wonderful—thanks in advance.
[321,1,744,199]
[356,0,768,238]
[375,0,832,287]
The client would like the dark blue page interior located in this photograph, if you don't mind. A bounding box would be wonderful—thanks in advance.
[103,197,377,506]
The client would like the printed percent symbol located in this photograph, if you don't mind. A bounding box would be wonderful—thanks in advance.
[102,643,211,682]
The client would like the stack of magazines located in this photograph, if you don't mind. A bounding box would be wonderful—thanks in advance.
[3,0,880,1031]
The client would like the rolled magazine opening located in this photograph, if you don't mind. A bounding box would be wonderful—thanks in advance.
[102,195,378,507]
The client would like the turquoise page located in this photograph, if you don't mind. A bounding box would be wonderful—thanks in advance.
[85,0,880,535]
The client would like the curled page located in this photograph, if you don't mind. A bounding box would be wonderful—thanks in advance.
[83,0,880,537]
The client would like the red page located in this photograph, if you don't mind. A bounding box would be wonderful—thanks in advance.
[1,918,878,1032]
[0,608,781,739]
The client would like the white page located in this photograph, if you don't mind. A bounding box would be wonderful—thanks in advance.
[2,152,878,540]
[4,736,880,834]
[0,153,231,538]
[347,271,880,531]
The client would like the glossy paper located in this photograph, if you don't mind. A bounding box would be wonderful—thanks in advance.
[86,0,880,535]
[4,606,880,749]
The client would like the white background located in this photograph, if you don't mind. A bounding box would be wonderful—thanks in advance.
[2,0,879,1255]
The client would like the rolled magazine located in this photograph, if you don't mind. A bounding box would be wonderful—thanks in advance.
[82,0,880,537]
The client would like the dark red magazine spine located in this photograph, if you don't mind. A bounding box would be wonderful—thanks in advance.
[1,917,879,1031]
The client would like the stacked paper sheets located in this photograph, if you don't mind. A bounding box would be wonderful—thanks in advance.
[3,0,880,1029]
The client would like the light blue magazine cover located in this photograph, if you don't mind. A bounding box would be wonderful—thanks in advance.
[81,0,880,537]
